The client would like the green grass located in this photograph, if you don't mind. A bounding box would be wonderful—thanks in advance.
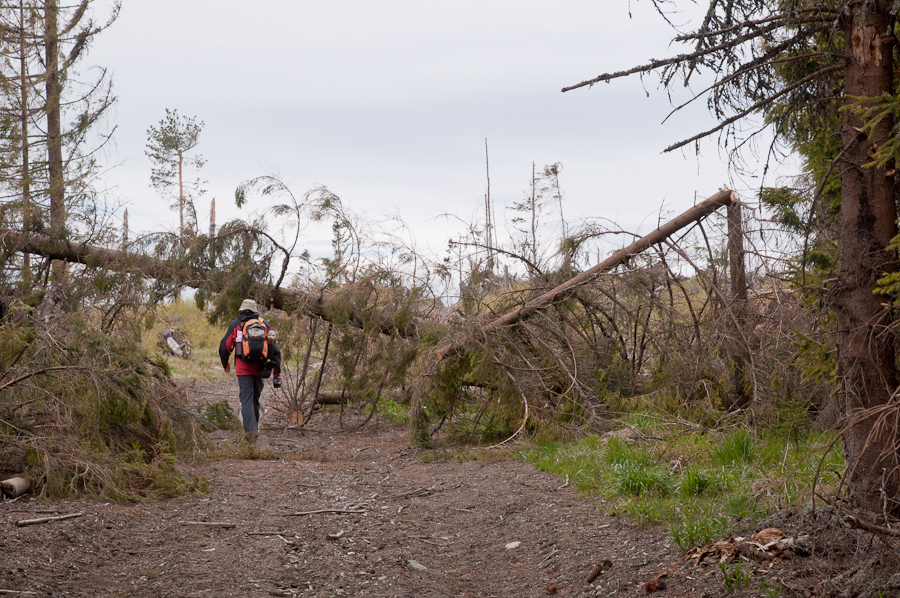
[361,396,409,424]
[521,416,844,549]
[141,300,231,383]
[720,562,753,593]
[712,429,757,466]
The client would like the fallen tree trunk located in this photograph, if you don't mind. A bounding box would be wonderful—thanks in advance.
[435,189,734,359]
[316,390,351,405]
[0,228,417,337]
[315,389,402,405]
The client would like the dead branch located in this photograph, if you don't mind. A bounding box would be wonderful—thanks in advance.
[391,486,435,499]
[303,322,334,426]
[561,17,829,92]
[662,64,843,153]
[15,512,83,527]
[0,366,89,392]
[844,514,900,537]
[288,508,368,516]
[178,521,237,528]
[481,365,530,450]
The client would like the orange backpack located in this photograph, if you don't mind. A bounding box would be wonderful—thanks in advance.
[235,318,270,364]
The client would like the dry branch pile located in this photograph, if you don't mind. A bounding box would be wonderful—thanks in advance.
[687,527,811,565]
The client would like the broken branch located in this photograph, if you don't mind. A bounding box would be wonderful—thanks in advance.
[844,514,900,537]
[15,512,83,527]
[178,521,237,528]
[288,508,368,517]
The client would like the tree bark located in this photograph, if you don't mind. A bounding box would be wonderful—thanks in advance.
[724,201,750,410]
[20,0,31,285]
[0,476,32,498]
[838,0,900,514]
[44,0,65,279]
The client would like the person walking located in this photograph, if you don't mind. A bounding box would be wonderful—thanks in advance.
[219,299,282,443]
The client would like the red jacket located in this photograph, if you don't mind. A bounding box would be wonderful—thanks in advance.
[219,311,281,377]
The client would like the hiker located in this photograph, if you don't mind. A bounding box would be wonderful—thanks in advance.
[219,299,282,443]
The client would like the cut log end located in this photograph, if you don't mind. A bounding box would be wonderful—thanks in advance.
[1,476,32,499]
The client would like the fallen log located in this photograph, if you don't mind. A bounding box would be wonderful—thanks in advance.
[0,477,32,499]
[0,228,417,337]
[435,189,734,359]
[316,390,351,405]
[314,389,403,405]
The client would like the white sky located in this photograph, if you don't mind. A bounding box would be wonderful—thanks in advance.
[86,1,794,264]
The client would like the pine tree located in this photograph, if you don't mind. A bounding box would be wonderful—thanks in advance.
[145,108,206,248]
[0,0,117,286]
[565,0,900,514]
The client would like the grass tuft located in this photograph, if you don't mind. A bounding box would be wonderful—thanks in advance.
[522,413,843,549]
[679,465,718,498]
[712,429,757,467]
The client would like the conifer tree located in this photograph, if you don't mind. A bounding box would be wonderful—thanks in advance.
[145,108,206,248]
[0,1,43,284]
[0,0,117,285]
[566,0,900,514]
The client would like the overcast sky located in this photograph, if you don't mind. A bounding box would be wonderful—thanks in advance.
[87,1,792,262]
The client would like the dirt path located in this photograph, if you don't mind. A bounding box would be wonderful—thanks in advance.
[0,382,879,597]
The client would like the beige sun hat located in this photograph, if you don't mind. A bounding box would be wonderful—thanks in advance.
[239,299,258,312]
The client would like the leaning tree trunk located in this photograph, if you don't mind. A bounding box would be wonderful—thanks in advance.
[838,1,900,514]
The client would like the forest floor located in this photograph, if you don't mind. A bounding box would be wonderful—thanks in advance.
[1,379,898,598]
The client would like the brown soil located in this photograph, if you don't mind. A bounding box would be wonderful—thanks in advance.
[1,380,898,597]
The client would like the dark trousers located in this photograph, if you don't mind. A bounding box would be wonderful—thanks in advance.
[238,375,264,433]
